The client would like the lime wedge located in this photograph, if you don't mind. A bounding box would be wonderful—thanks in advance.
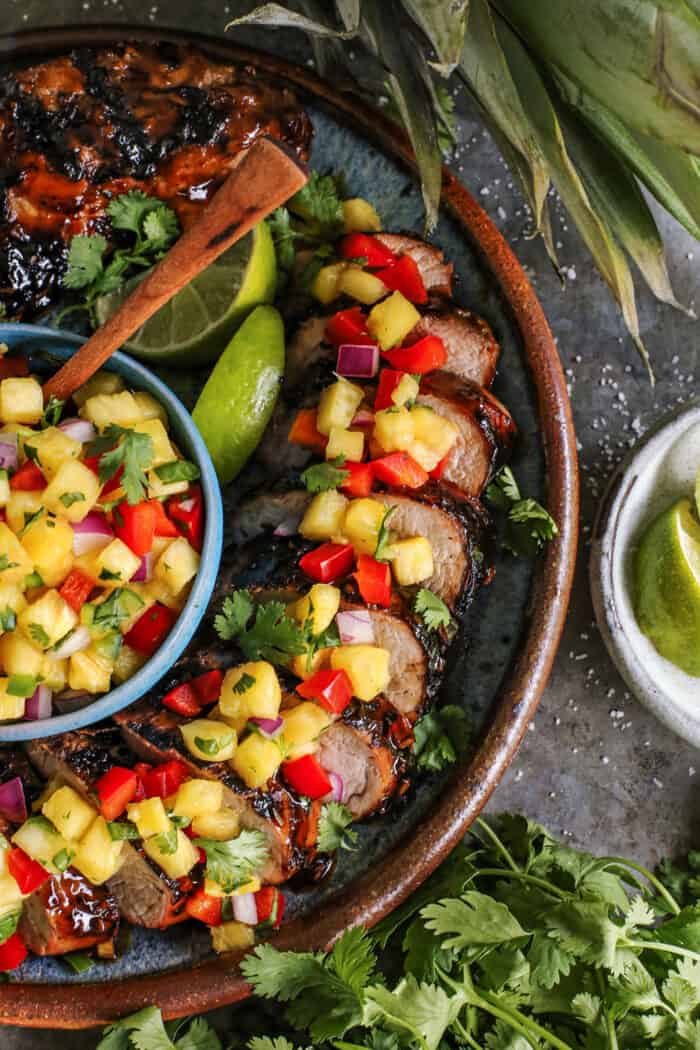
[634,498,700,675]
[192,305,285,485]
[94,221,276,367]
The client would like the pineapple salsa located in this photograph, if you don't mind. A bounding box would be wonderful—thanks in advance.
[0,362,204,723]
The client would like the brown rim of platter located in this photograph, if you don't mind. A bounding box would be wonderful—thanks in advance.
[0,24,580,1029]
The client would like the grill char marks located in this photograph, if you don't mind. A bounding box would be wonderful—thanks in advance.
[0,43,312,318]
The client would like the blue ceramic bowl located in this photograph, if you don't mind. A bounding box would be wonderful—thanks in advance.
[0,323,224,742]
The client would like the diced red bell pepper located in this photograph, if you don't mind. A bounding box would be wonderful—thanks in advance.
[0,355,29,379]
[168,485,204,552]
[429,453,451,480]
[0,931,27,971]
[354,554,392,607]
[375,254,427,304]
[162,682,202,718]
[6,847,49,895]
[113,500,157,557]
[374,369,408,411]
[288,408,328,452]
[191,669,223,705]
[124,603,176,656]
[373,451,429,490]
[140,760,189,800]
[299,542,355,583]
[340,461,374,499]
[185,888,222,926]
[9,460,44,491]
[297,668,353,715]
[255,886,285,929]
[282,754,333,799]
[338,233,397,268]
[59,568,96,613]
[149,499,180,538]
[95,765,139,821]
[324,307,376,348]
[382,335,447,374]
[83,455,124,496]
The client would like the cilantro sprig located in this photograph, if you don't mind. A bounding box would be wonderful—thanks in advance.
[486,466,558,557]
[301,456,348,494]
[194,830,270,894]
[214,590,306,666]
[86,425,154,505]
[413,588,454,634]
[317,802,357,853]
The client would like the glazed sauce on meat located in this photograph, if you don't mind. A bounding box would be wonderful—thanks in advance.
[0,43,312,317]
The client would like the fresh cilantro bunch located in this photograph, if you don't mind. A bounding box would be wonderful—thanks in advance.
[214,590,307,666]
[60,190,180,324]
[486,466,558,557]
[99,815,700,1050]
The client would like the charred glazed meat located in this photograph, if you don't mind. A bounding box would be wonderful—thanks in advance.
[0,43,312,318]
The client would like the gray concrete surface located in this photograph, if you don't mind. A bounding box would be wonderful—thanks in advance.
[2,2,700,1044]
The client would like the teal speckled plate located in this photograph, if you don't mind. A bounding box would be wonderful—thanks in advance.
[0,27,578,1028]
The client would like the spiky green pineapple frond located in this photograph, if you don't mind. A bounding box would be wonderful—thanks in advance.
[228,0,700,376]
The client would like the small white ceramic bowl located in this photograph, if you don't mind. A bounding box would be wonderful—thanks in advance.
[590,399,700,747]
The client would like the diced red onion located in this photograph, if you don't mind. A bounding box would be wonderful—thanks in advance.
[351,408,375,429]
[336,609,374,645]
[0,777,27,824]
[336,344,379,378]
[52,625,91,660]
[131,552,154,583]
[24,684,52,721]
[54,691,93,714]
[178,499,195,513]
[71,512,113,556]
[324,772,345,803]
[248,717,283,739]
[58,418,96,443]
[0,441,17,473]
[232,892,258,925]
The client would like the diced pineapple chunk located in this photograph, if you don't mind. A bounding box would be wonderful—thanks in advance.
[211,920,255,954]
[299,490,348,542]
[143,577,182,612]
[24,427,81,479]
[204,876,261,899]
[133,391,168,426]
[6,491,43,535]
[73,816,124,884]
[220,661,281,721]
[68,650,112,694]
[409,405,459,471]
[392,374,420,407]
[146,470,189,499]
[13,815,69,872]
[172,779,223,819]
[366,291,420,350]
[0,377,43,424]
[330,644,390,701]
[337,265,388,305]
[127,797,172,838]
[0,582,26,621]
[73,370,125,408]
[292,584,340,637]
[312,262,346,304]
[79,391,143,429]
[342,198,382,233]
[132,419,175,467]
[143,829,198,880]
[43,460,100,522]
[40,654,68,692]
[0,633,43,677]
[95,538,142,585]
[326,426,364,462]
[0,522,34,585]
[390,536,434,585]
[316,379,364,436]
[19,589,77,650]
[343,498,387,555]
[0,471,10,508]
[0,683,25,721]
[0,874,24,917]
[181,719,237,762]
[154,536,199,595]
[230,733,282,789]
[21,514,73,587]
[290,645,333,681]
[373,407,414,454]
[112,644,148,684]
[42,785,97,842]
[210,702,248,735]
[280,702,331,759]
[191,808,239,841]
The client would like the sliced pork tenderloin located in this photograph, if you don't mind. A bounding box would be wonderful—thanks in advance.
[19,870,119,956]
[413,308,500,388]
[375,234,454,297]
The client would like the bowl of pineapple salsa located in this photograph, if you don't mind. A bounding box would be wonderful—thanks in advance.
[0,324,224,741]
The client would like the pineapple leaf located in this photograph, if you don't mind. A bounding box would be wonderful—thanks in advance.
[227,4,355,38]
[401,0,470,75]
[333,0,360,32]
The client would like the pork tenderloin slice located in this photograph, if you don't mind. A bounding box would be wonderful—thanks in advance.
[318,721,398,819]
[19,870,119,956]
[284,315,329,391]
[340,601,426,717]
[114,703,300,885]
[106,847,194,929]
[413,308,499,388]
[374,493,468,609]
[375,234,453,298]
